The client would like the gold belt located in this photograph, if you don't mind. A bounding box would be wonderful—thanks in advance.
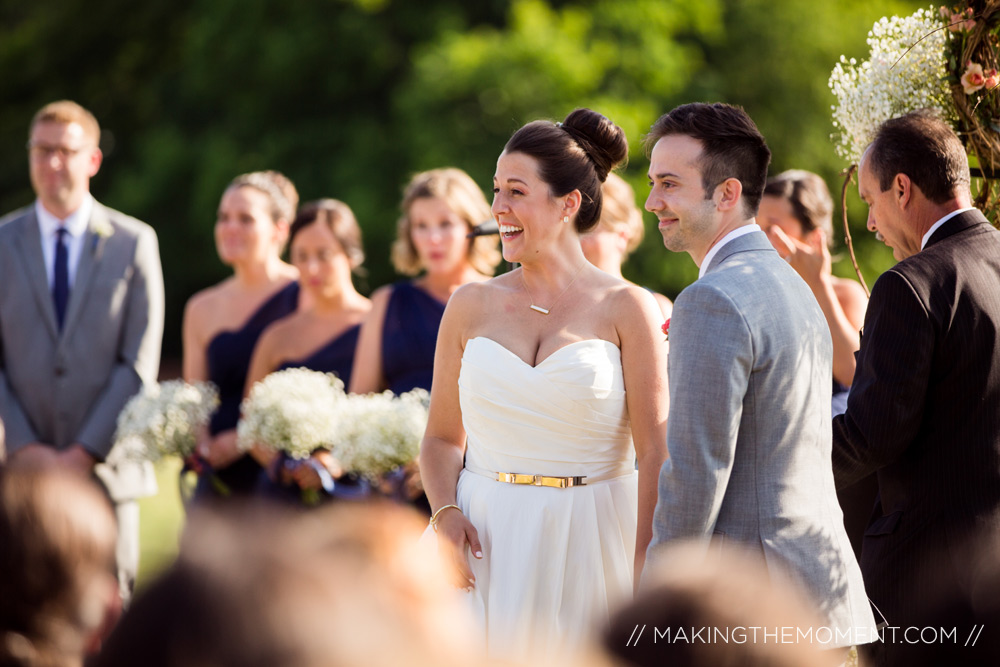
[496,472,586,488]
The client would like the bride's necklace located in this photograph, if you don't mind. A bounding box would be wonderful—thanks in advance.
[520,263,586,315]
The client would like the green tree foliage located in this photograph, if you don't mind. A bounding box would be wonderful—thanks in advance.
[0,0,928,356]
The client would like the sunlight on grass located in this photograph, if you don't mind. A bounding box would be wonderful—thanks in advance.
[136,457,187,591]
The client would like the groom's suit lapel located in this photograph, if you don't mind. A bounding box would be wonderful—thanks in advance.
[12,210,60,340]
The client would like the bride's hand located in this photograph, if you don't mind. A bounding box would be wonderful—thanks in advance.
[433,508,483,591]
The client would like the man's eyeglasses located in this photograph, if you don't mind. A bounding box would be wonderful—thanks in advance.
[26,142,90,161]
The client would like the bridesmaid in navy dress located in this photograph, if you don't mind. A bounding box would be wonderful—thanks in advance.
[245,199,371,495]
[181,171,300,498]
[350,168,500,396]
[350,168,500,509]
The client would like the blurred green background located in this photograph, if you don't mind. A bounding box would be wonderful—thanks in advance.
[1,0,926,586]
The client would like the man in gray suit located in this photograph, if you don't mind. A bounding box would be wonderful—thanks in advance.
[0,100,164,599]
[644,103,874,649]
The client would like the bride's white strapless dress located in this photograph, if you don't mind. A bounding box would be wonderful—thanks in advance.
[457,337,638,658]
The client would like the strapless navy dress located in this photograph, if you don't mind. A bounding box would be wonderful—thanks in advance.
[199,281,299,498]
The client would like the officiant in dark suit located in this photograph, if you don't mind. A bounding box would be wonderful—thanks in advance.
[833,110,1000,663]
[0,100,164,600]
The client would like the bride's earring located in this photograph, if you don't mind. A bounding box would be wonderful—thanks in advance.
[562,215,570,224]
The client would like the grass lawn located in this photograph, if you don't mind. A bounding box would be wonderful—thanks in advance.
[136,457,187,590]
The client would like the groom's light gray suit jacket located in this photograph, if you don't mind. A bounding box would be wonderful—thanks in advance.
[648,231,874,642]
[0,202,164,499]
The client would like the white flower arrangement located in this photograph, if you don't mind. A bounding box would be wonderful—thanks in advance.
[112,380,219,462]
[331,388,429,482]
[237,367,428,483]
[237,368,346,460]
[829,6,956,164]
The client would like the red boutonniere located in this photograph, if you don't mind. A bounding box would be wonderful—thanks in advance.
[661,318,670,341]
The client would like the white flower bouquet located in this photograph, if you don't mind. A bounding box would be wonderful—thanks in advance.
[331,388,429,482]
[237,368,346,459]
[112,380,219,462]
[237,367,428,498]
[828,6,956,164]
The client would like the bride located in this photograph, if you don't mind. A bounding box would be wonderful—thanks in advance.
[420,108,668,658]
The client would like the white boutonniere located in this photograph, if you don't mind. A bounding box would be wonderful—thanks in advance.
[93,219,114,239]
[91,219,114,253]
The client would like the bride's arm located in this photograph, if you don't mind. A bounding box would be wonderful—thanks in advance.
[420,287,481,589]
[616,286,670,591]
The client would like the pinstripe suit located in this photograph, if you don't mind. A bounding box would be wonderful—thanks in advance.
[833,209,1000,629]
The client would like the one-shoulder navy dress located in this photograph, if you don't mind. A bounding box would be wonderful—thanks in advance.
[380,281,446,395]
[201,281,300,497]
[260,324,362,504]
[275,324,360,382]
[380,281,445,515]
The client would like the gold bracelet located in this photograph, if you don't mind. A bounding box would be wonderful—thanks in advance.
[429,504,462,532]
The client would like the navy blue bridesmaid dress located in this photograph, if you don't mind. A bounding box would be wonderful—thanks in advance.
[261,324,363,504]
[379,281,445,515]
[275,324,360,381]
[380,281,446,395]
[198,281,300,498]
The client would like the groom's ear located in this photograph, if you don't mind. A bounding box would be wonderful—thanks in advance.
[715,178,743,213]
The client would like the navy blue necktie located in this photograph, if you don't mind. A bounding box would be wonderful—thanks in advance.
[53,227,69,331]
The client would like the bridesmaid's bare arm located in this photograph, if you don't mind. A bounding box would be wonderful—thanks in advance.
[349,285,393,394]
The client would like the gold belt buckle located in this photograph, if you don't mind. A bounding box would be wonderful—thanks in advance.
[496,472,586,488]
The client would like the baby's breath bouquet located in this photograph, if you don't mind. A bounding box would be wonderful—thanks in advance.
[829,7,956,164]
[237,368,346,459]
[112,380,219,462]
[332,388,429,482]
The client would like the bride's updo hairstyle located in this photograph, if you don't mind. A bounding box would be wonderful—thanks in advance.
[503,108,628,233]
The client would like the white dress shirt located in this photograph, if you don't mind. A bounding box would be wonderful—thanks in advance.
[698,223,762,279]
[36,194,93,289]
[920,207,975,250]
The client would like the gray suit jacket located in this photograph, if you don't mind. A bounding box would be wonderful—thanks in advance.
[0,201,164,499]
[648,231,874,643]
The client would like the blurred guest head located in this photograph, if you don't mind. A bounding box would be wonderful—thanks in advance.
[0,467,119,667]
[581,173,645,270]
[215,171,296,267]
[392,168,499,277]
[760,170,834,248]
[604,542,839,667]
[93,501,480,667]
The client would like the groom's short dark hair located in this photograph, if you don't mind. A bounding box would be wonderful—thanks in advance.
[645,103,771,217]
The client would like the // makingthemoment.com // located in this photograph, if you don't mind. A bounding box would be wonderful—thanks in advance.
[623,624,986,647]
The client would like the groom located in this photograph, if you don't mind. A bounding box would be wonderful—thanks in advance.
[644,103,874,647]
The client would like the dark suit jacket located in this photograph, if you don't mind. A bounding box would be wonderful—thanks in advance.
[0,201,164,498]
[832,209,1000,627]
